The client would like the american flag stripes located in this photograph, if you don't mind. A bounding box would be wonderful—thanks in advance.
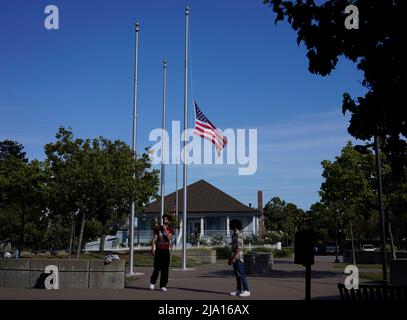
[193,101,228,156]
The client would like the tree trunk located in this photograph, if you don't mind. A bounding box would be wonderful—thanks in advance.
[335,225,340,263]
[17,210,26,259]
[68,216,75,259]
[99,233,106,253]
[76,212,86,259]
[349,219,356,265]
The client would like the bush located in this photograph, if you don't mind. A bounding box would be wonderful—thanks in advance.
[264,230,285,244]
[250,247,292,258]
[215,246,232,259]
[243,235,264,245]
[189,235,209,246]
[251,247,274,253]
[210,234,226,246]
[273,248,292,258]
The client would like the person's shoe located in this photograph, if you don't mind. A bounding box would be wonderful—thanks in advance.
[239,290,251,297]
[230,290,242,296]
[149,284,154,290]
[160,287,167,292]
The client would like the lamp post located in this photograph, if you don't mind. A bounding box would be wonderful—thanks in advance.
[374,135,388,282]
[354,137,388,281]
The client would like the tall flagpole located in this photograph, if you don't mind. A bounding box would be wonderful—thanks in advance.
[182,6,189,270]
[175,156,179,245]
[160,60,167,225]
[129,21,139,275]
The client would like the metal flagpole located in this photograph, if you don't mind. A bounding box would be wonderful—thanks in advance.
[182,6,189,270]
[160,60,167,225]
[175,156,179,244]
[128,21,139,275]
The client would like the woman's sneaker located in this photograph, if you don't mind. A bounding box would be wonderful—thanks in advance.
[239,290,251,297]
[161,287,167,292]
[230,290,242,296]
[149,284,154,290]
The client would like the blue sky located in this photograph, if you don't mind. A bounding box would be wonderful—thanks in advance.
[0,0,366,210]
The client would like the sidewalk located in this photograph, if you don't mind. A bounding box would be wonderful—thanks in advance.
[0,257,346,300]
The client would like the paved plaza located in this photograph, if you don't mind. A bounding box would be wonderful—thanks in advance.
[0,256,372,300]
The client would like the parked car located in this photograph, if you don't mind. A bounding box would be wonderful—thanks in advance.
[362,244,376,252]
[325,245,337,254]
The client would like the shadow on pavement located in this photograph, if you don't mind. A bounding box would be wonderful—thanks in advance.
[168,287,229,296]
[199,268,342,280]
[125,285,229,296]
[125,285,152,291]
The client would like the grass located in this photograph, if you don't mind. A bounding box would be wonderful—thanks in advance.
[249,247,293,258]
[333,263,382,269]
[20,250,205,268]
[331,262,384,282]
[359,272,384,281]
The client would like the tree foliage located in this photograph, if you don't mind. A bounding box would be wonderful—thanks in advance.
[0,140,27,163]
[0,146,47,251]
[320,141,376,220]
[44,127,159,252]
[315,141,407,248]
[263,196,305,244]
[0,128,159,255]
[264,0,406,175]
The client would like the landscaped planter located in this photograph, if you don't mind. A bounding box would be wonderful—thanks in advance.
[0,258,125,289]
[244,252,273,275]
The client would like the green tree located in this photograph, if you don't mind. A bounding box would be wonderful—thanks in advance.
[263,197,305,246]
[45,128,95,257]
[93,138,159,252]
[45,127,159,256]
[42,212,71,253]
[307,201,336,245]
[320,142,377,262]
[264,0,406,175]
[0,154,47,254]
[0,140,27,163]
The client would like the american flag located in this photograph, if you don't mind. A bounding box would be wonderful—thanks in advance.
[193,101,227,156]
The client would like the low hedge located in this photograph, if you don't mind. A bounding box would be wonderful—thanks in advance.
[214,246,232,259]
[215,246,292,259]
[251,247,292,258]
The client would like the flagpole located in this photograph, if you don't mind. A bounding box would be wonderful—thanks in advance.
[160,59,167,225]
[129,21,140,275]
[175,156,179,244]
[182,6,189,270]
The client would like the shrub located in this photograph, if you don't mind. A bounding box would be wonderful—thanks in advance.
[251,247,274,253]
[210,234,226,246]
[215,246,232,259]
[273,248,292,258]
[243,235,264,245]
[250,247,292,258]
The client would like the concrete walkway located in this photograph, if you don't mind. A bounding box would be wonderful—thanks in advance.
[0,256,354,300]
